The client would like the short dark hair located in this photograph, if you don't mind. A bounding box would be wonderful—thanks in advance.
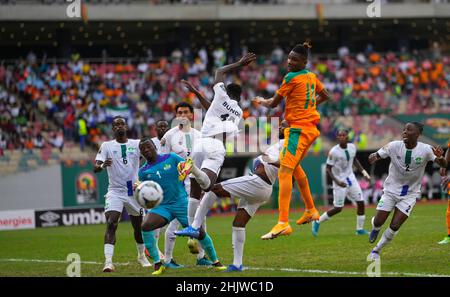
[156,120,169,126]
[112,116,126,123]
[139,137,155,148]
[226,83,242,101]
[292,40,312,58]
[337,128,349,135]
[411,122,424,134]
[175,102,193,113]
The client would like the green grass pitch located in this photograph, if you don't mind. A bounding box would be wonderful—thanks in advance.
[0,201,448,277]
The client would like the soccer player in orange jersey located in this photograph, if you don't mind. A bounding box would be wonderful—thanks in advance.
[253,41,331,239]
[438,139,450,245]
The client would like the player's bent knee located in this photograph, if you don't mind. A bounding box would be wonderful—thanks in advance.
[389,223,400,231]
[141,221,152,232]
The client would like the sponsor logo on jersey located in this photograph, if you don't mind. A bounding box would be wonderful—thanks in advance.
[127,147,136,153]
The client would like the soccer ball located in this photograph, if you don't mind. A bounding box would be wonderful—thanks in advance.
[134,181,163,209]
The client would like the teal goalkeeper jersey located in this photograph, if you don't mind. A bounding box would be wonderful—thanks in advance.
[138,153,188,205]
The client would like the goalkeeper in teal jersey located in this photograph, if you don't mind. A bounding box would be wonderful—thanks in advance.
[137,138,226,275]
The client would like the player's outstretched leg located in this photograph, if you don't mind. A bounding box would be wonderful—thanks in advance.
[369,210,390,243]
[312,207,342,237]
[129,215,151,268]
[197,228,226,271]
[164,220,184,269]
[226,209,251,272]
[355,201,369,235]
[371,208,408,257]
[141,214,168,275]
[293,165,320,225]
[438,200,450,244]
[261,166,294,240]
[103,211,121,272]
[175,191,219,238]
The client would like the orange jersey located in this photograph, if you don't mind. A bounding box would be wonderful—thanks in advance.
[276,69,324,126]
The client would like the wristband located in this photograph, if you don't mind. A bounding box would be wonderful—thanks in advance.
[362,170,370,179]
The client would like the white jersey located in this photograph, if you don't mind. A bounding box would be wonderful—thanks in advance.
[377,141,436,198]
[255,140,284,184]
[95,139,141,196]
[201,82,242,137]
[151,137,162,153]
[160,126,202,159]
[327,143,357,187]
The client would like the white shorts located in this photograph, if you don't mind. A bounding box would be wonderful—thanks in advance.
[376,192,417,217]
[333,183,363,208]
[221,175,272,217]
[104,192,143,217]
[191,137,225,175]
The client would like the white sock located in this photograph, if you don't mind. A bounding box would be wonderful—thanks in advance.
[232,227,246,267]
[191,165,211,190]
[188,197,206,259]
[318,212,330,224]
[154,227,161,244]
[136,243,145,257]
[197,220,206,259]
[192,191,218,229]
[356,215,366,231]
[371,217,381,231]
[188,198,200,225]
[164,220,179,262]
[104,244,114,262]
[373,227,398,253]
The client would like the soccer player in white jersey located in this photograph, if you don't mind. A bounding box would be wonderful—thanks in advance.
[151,120,169,153]
[176,121,289,272]
[174,52,256,238]
[367,122,446,260]
[159,102,212,268]
[94,116,151,272]
[147,119,169,262]
[312,129,371,237]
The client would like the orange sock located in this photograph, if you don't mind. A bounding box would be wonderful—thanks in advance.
[278,169,294,223]
[293,166,315,210]
[446,200,450,236]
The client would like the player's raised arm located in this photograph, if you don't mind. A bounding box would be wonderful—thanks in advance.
[181,79,211,110]
[433,146,447,169]
[214,52,256,84]
[252,93,284,109]
[439,144,449,176]
[353,158,371,181]
[316,88,331,105]
[368,152,381,165]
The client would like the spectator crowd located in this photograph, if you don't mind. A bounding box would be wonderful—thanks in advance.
[0,46,448,155]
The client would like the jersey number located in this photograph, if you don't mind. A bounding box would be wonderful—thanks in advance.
[156,171,161,178]
[123,158,128,165]
[220,114,229,121]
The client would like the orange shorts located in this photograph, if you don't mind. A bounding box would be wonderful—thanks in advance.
[279,124,320,169]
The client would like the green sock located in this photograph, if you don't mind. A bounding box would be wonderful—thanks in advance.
[199,233,219,263]
[141,230,160,263]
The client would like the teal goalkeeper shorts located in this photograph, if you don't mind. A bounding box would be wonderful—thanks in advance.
[149,199,189,227]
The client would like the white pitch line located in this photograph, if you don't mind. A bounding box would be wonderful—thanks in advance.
[0,258,449,277]
[0,258,129,266]
[246,266,450,277]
